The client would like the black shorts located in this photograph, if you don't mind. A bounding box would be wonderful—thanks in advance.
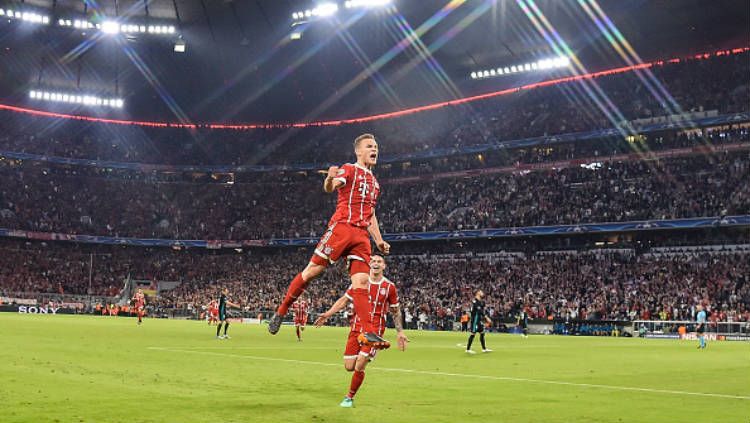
[219,310,227,321]
[696,325,705,334]
[471,322,484,333]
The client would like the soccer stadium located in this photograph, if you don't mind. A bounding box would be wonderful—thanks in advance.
[0,0,748,422]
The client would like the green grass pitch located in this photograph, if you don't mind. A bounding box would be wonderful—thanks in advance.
[2,314,748,423]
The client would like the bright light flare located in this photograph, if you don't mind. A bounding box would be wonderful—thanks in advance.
[471,55,571,79]
[29,90,124,108]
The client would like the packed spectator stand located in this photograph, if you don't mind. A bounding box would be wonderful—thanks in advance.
[0,49,748,330]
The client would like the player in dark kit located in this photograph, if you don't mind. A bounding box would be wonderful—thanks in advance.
[217,288,241,339]
[517,307,529,338]
[269,133,390,349]
[466,290,492,354]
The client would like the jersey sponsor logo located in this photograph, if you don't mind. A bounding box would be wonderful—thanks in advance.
[379,288,387,295]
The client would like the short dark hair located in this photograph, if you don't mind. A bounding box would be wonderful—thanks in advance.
[354,133,376,149]
[371,253,386,261]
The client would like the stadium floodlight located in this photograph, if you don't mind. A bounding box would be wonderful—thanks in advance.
[52,17,175,36]
[28,89,124,109]
[174,39,186,53]
[101,20,120,34]
[1,8,50,24]
[556,56,571,67]
[470,55,572,80]
[314,3,339,17]
[293,3,340,22]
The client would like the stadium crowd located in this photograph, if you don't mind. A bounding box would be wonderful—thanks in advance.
[0,50,747,166]
[1,240,748,326]
[0,50,748,329]
[1,150,747,239]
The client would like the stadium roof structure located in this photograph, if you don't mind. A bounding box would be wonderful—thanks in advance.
[0,0,747,124]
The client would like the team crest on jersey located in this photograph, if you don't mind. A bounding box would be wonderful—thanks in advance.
[324,246,333,255]
[379,288,387,295]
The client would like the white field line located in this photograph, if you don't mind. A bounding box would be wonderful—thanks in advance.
[147,346,750,401]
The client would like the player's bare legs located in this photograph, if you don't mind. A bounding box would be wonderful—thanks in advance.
[269,262,325,334]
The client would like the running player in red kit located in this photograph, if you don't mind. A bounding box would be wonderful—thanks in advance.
[292,296,310,342]
[131,288,146,325]
[208,299,219,325]
[269,134,391,349]
[315,254,408,407]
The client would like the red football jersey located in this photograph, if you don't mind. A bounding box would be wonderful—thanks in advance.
[133,292,145,307]
[329,163,380,228]
[345,277,399,335]
[293,300,309,319]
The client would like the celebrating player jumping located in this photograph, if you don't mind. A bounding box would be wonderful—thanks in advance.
[269,133,391,349]
[315,254,408,407]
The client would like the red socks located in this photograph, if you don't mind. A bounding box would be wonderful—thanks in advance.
[350,288,374,333]
[348,371,365,399]
[296,326,301,340]
[278,273,308,316]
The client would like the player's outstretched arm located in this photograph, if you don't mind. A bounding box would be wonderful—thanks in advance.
[368,214,390,255]
[390,305,409,351]
[314,295,350,327]
[323,166,345,193]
